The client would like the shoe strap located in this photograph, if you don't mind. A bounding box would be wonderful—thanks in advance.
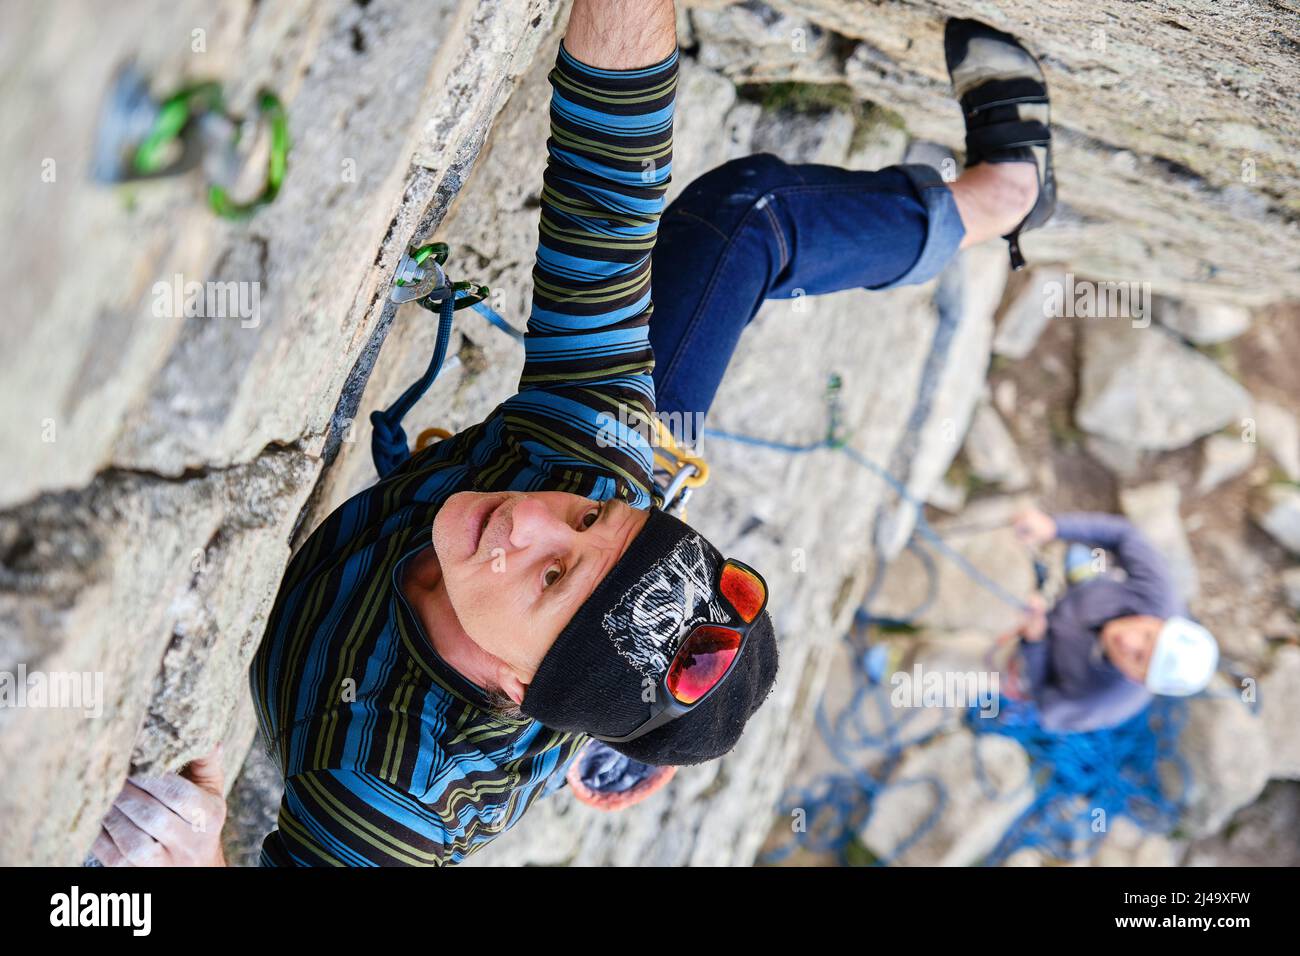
[967,119,1051,160]
[960,76,1048,116]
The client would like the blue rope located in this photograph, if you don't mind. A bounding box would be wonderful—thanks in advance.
[762,673,1190,866]
[369,292,520,479]
[703,426,1032,613]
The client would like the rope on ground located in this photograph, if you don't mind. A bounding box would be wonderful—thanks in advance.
[761,662,1191,866]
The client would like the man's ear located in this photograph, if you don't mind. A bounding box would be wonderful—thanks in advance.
[500,672,528,708]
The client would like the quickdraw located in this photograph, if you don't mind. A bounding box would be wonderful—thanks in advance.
[370,243,504,479]
[93,64,289,220]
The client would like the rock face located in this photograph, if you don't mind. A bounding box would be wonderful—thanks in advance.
[1254,401,1300,482]
[992,268,1064,360]
[1183,782,1300,868]
[0,0,567,866]
[2,0,1297,867]
[964,401,1032,492]
[1198,433,1255,494]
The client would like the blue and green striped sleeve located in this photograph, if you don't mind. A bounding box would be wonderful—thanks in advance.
[499,42,678,509]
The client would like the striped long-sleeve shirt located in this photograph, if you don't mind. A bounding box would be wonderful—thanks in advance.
[249,43,677,866]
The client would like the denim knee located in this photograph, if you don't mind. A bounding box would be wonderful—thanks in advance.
[670,153,793,225]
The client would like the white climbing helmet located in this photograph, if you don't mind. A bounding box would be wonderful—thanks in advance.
[1145,617,1219,696]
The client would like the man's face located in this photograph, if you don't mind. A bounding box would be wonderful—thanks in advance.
[1099,614,1163,684]
[432,490,649,690]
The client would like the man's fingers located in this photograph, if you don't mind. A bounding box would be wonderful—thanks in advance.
[128,764,210,816]
[181,743,225,797]
[101,806,170,867]
[91,828,129,867]
[114,781,193,846]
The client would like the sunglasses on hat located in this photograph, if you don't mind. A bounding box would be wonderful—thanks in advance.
[590,558,769,745]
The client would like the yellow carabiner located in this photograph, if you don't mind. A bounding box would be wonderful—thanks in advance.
[652,417,710,489]
[415,426,454,451]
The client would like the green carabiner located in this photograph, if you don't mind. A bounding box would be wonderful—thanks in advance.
[208,90,290,220]
[132,81,223,175]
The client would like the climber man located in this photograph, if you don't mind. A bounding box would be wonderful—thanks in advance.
[91,6,1059,865]
[1007,508,1220,733]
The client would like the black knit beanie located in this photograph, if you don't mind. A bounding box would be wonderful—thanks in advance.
[520,508,778,765]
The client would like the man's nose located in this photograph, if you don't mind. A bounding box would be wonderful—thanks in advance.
[507,497,572,551]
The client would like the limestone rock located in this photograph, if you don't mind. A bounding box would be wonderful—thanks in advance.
[222,741,284,868]
[0,0,570,865]
[1086,435,1148,481]
[1282,567,1300,611]
[964,401,1031,491]
[992,268,1065,360]
[1252,484,1300,555]
[1183,782,1300,867]
[1197,433,1256,494]
[1075,324,1252,452]
[1177,687,1270,838]
[1258,645,1300,780]
[871,496,1038,638]
[1091,817,1179,868]
[926,476,967,515]
[689,2,845,84]
[770,0,1300,301]
[1119,481,1199,604]
[751,107,855,165]
[1156,297,1252,345]
[1254,401,1300,483]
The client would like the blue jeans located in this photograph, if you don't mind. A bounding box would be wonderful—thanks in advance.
[649,154,966,429]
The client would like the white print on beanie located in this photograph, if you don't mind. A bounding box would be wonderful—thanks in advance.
[600,535,732,678]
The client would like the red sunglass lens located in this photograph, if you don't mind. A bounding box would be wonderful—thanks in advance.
[666,626,742,705]
[720,563,766,623]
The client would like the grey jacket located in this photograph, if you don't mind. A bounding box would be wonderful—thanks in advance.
[1020,512,1183,733]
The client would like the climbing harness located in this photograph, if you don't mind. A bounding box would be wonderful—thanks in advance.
[93,63,289,219]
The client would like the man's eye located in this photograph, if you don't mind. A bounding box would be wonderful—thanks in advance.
[543,564,563,588]
[580,505,602,529]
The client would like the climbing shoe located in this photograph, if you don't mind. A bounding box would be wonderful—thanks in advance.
[565,740,677,811]
[944,18,1056,270]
